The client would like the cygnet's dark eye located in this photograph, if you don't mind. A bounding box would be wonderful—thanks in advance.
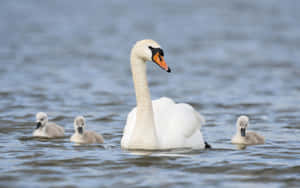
[41,118,44,121]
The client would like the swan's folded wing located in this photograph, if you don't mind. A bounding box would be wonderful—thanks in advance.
[152,97,205,148]
[172,103,204,138]
[153,97,204,136]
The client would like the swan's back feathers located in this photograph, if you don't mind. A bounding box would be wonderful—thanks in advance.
[122,97,205,149]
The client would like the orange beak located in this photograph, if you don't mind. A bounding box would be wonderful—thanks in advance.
[153,52,171,72]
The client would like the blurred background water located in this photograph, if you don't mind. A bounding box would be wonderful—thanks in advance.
[0,0,300,187]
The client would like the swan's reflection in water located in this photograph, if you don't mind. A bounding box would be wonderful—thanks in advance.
[123,148,205,157]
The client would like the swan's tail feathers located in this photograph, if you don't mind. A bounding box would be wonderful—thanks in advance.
[205,141,211,149]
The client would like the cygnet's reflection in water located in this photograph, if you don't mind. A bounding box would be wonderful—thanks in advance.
[235,144,247,150]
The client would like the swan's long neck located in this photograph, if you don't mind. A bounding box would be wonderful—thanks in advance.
[129,54,158,149]
[131,56,152,109]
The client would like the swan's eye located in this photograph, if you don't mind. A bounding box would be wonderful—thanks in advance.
[41,118,44,121]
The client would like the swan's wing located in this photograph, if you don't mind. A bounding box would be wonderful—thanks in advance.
[152,97,204,136]
[152,97,205,149]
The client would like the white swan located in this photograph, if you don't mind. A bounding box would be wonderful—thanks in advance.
[70,116,104,144]
[121,39,208,150]
[33,112,64,138]
[231,115,265,145]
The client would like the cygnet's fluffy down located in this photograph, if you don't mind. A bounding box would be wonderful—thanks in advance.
[70,116,104,144]
[231,115,265,145]
[33,112,65,138]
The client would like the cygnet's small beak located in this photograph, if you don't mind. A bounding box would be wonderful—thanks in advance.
[77,127,83,134]
[241,128,246,137]
[36,122,42,129]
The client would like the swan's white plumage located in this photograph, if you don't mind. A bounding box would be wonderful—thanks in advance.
[121,97,205,149]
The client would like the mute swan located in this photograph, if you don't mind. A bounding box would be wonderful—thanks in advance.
[231,115,265,145]
[33,112,64,138]
[121,39,209,150]
[70,116,104,144]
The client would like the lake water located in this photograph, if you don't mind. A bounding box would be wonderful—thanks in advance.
[0,0,300,187]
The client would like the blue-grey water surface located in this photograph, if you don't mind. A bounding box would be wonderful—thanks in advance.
[0,0,300,187]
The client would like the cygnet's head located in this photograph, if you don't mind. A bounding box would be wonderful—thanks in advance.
[74,116,86,134]
[236,115,249,137]
[131,39,171,72]
[36,112,48,129]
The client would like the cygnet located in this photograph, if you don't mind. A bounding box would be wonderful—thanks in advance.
[231,115,265,145]
[33,112,64,138]
[70,116,104,144]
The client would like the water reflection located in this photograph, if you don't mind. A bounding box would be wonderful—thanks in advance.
[123,148,198,157]
[235,144,247,150]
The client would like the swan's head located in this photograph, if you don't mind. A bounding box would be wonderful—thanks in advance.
[131,39,171,72]
[74,116,86,134]
[36,112,48,129]
[236,115,249,137]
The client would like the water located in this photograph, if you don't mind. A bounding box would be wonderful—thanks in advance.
[0,0,300,187]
